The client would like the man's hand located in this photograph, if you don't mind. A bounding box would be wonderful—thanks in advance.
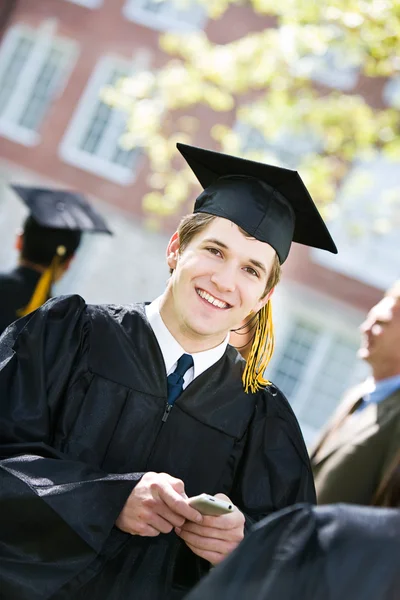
[175,493,245,565]
[116,472,203,537]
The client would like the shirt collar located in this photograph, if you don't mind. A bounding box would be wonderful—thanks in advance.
[364,374,400,405]
[145,296,229,378]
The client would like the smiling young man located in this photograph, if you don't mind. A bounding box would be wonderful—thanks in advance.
[0,144,336,600]
[162,216,276,351]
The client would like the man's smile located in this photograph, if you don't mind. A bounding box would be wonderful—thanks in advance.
[196,288,232,309]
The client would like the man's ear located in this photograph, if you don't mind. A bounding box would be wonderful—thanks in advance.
[15,231,23,252]
[62,255,74,271]
[166,231,180,270]
[254,286,275,314]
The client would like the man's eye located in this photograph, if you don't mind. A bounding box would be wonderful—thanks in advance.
[244,266,259,277]
[206,247,222,256]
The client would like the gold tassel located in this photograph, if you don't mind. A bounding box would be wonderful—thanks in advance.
[17,245,66,317]
[242,299,275,394]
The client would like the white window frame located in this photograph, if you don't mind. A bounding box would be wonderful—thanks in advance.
[59,54,146,185]
[0,21,78,146]
[280,25,360,91]
[62,0,103,7]
[123,0,207,32]
[234,120,322,170]
[383,76,400,108]
[293,48,359,91]
[268,284,367,445]
[312,155,400,291]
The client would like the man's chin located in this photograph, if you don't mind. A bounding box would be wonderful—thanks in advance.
[357,347,371,361]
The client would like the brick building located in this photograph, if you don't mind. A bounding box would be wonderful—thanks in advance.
[0,0,398,443]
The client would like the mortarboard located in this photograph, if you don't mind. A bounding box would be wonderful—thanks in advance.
[177,143,337,264]
[11,185,112,234]
[177,143,338,393]
[10,185,111,321]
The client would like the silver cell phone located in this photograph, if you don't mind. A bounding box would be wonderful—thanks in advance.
[188,493,234,516]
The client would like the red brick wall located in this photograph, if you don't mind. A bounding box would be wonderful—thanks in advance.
[0,0,385,310]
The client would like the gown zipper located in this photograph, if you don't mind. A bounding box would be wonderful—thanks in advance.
[162,402,173,422]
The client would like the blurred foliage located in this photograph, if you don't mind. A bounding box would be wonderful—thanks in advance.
[105,0,400,226]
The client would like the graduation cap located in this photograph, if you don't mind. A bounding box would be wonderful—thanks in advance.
[11,185,112,234]
[10,185,112,320]
[177,143,337,264]
[177,143,338,393]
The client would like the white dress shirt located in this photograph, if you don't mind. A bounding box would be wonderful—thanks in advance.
[145,297,229,389]
[362,374,400,406]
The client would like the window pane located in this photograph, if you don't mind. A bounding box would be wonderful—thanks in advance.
[112,144,138,168]
[78,66,136,166]
[141,0,166,14]
[299,336,359,430]
[123,0,206,31]
[272,319,320,398]
[0,36,34,115]
[80,102,113,154]
[18,46,65,131]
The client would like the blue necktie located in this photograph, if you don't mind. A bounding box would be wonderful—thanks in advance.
[167,353,194,406]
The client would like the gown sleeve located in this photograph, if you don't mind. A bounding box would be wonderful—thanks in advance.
[230,386,316,530]
[0,295,141,600]
[185,503,400,600]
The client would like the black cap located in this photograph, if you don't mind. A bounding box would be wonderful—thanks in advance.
[11,185,112,234]
[177,143,337,264]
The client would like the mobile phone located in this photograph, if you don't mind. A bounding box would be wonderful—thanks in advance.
[188,493,234,516]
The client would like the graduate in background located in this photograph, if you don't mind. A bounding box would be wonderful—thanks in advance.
[310,280,400,505]
[0,143,337,600]
[0,185,112,335]
[185,503,400,600]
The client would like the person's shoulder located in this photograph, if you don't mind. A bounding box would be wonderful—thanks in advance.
[84,301,148,341]
[4,295,90,349]
[41,293,88,316]
[255,382,311,463]
[42,297,145,323]
[85,301,146,324]
[0,269,21,288]
[256,381,296,418]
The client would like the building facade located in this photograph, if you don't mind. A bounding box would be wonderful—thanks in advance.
[0,0,398,443]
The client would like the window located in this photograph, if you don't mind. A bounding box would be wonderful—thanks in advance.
[272,320,320,398]
[235,121,322,170]
[294,48,359,91]
[123,0,207,32]
[383,76,400,109]
[60,56,143,185]
[267,288,367,446]
[62,0,103,6]
[279,25,360,91]
[0,21,77,146]
[312,155,400,291]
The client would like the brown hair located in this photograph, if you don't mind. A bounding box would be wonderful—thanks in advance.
[173,212,282,393]
[174,213,281,296]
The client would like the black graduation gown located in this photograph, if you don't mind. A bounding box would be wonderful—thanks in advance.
[0,266,41,335]
[0,294,316,600]
[185,503,400,600]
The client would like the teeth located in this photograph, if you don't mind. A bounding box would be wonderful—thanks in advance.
[197,289,228,309]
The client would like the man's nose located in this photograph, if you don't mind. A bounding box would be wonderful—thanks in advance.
[360,316,373,334]
[210,263,236,293]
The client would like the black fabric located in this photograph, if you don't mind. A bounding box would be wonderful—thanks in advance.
[11,185,112,233]
[177,143,337,263]
[0,295,316,599]
[0,266,41,335]
[185,503,400,600]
